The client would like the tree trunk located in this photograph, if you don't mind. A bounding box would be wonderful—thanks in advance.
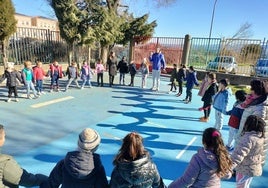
[101,46,108,68]
[128,39,135,62]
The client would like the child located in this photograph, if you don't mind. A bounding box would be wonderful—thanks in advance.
[168,127,232,188]
[212,78,231,130]
[176,64,186,97]
[95,58,105,87]
[198,71,210,97]
[80,60,94,89]
[183,66,199,104]
[225,90,246,151]
[199,73,218,122]
[236,79,267,142]
[231,115,265,188]
[139,58,149,88]
[49,60,63,92]
[117,56,129,85]
[110,132,166,188]
[128,61,137,87]
[41,128,108,187]
[21,61,39,99]
[0,62,22,102]
[169,64,177,93]
[65,61,80,91]
[33,61,47,95]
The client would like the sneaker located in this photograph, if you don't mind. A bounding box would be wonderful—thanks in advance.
[15,98,19,102]
[185,100,191,104]
[6,98,11,103]
[37,92,41,95]
[41,91,46,95]
[226,145,234,152]
[27,96,32,99]
[50,89,53,93]
[199,117,209,122]
[81,87,84,90]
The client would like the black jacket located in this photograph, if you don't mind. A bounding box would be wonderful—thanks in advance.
[201,82,218,104]
[110,154,166,188]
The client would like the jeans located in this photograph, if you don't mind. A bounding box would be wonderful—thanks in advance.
[26,80,37,97]
[119,73,126,84]
[8,86,18,98]
[36,79,43,92]
[81,78,92,88]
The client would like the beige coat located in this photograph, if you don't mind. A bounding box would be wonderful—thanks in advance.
[232,131,264,177]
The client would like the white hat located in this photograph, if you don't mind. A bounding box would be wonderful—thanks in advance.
[78,128,101,152]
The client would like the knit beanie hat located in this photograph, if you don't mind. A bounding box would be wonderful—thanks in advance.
[78,128,100,152]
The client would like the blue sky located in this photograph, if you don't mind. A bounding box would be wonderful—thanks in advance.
[12,0,268,39]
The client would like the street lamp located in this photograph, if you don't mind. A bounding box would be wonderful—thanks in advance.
[206,0,218,64]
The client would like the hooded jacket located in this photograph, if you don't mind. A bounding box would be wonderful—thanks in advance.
[41,151,108,188]
[110,154,165,188]
[231,131,264,177]
[168,148,221,188]
[0,154,47,188]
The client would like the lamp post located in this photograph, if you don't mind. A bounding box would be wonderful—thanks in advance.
[206,0,218,64]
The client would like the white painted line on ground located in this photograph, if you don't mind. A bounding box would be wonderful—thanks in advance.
[31,96,74,108]
[147,121,166,128]
[103,132,121,141]
[176,136,197,159]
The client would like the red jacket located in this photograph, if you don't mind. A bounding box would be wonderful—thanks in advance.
[33,66,46,80]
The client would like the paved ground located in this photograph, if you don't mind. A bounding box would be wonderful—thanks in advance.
[0,72,267,188]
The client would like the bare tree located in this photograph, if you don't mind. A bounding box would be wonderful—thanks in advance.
[231,22,253,39]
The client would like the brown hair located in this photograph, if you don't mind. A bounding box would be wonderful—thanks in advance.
[113,132,148,165]
[202,127,232,177]
[24,61,32,68]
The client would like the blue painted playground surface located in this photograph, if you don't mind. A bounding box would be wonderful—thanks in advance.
[0,73,267,187]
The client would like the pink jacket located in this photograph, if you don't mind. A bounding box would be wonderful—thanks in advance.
[95,63,105,74]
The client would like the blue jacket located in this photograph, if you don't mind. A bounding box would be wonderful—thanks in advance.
[226,101,244,129]
[213,89,231,113]
[149,53,166,70]
[186,71,199,89]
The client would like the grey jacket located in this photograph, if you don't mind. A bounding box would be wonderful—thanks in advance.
[168,148,221,188]
[232,131,264,177]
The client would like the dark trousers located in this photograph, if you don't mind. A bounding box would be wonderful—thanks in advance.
[50,75,59,89]
[97,73,103,86]
[129,74,135,86]
[185,88,192,101]
[8,86,18,98]
[178,80,183,94]
[170,81,177,91]
[203,101,211,118]
[109,75,114,86]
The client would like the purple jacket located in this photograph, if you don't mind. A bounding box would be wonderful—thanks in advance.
[169,148,221,188]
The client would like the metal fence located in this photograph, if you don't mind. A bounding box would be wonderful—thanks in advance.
[1,27,268,76]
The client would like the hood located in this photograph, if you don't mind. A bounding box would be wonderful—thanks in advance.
[64,151,95,179]
[116,155,151,184]
[197,148,218,171]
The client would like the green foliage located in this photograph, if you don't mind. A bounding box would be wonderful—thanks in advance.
[51,0,83,45]
[0,0,17,42]
[120,14,157,45]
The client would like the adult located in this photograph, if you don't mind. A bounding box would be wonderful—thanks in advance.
[117,56,129,85]
[0,124,48,187]
[110,132,166,188]
[41,128,108,188]
[149,47,166,91]
[107,51,118,87]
